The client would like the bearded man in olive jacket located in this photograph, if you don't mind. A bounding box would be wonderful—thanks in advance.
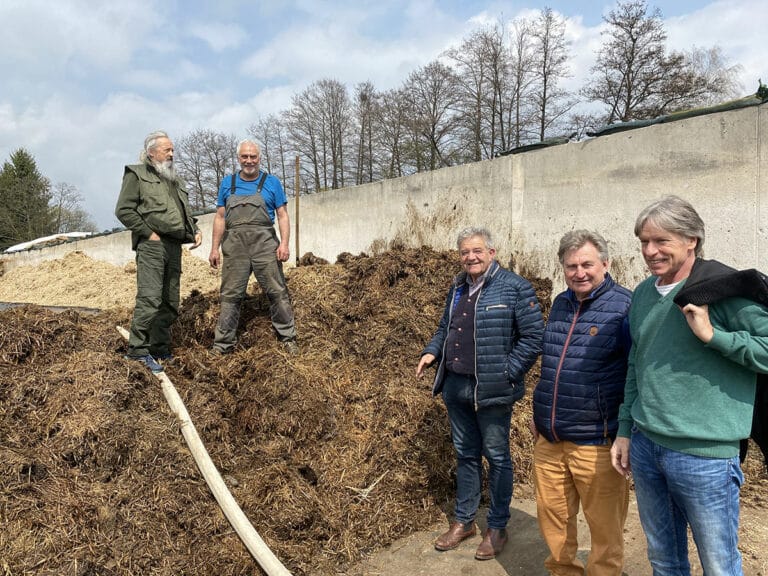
[115,131,202,372]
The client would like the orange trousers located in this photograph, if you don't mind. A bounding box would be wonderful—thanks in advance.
[533,436,629,576]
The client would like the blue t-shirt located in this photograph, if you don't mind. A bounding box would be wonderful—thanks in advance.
[216,171,287,223]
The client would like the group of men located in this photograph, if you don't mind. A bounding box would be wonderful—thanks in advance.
[115,131,297,374]
[116,130,767,575]
[417,202,767,575]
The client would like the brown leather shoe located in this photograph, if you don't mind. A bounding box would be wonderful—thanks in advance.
[475,528,508,560]
[434,521,477,551]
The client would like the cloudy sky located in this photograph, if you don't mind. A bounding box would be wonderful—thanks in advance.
[1,0,764,231]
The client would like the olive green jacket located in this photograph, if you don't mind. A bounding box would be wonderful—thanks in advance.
[115,162,199,250]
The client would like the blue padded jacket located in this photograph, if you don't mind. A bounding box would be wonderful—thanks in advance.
[533,274,631,443]
[423,260,544,409]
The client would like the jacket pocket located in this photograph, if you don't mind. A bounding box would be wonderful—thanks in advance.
[137,194,168,216]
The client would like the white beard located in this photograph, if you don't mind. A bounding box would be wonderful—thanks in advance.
[155,160,176,181]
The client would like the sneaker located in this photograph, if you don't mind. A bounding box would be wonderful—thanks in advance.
[283,339,299,355]
[154,353,174,365]
[124,354,164,373]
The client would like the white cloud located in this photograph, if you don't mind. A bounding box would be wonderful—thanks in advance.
[0,0,159,71]
[0,0,764,232]
[238,0,482,90]
[187,21,247,53]
[664,0,767,92]
[121,59,207,92]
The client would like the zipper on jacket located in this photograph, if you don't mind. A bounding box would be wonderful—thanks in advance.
[472,267,497,411]
[550,300,582,441]
[473,283,482,411]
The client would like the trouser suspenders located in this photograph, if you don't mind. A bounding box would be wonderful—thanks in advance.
[231,170,268,196]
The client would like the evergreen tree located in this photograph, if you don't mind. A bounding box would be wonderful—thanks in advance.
[0,148,55,251]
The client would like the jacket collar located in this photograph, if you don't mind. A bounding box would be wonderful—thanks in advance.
[454,259,500,288]
[563,273,615,304]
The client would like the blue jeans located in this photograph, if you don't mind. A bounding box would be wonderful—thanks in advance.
[630,428,744,576]
[442,371,513,529]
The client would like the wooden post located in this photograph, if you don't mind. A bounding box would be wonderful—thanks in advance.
[294,155,300,266]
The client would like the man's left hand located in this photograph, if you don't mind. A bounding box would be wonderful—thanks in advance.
[276,244,290,262]
[189,231,203,250]
[681,303,714,343]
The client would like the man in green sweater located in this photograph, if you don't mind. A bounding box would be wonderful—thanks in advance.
[115,131,202,372]
[610,195,768,576]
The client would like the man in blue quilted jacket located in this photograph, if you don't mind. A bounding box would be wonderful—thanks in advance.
[531,230,631,576]
[416,227,544,561]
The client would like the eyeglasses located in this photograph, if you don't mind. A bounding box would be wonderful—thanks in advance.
[239,154,259,160]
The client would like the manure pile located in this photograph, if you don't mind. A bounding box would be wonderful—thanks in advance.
[0,247,551,576]
[0,250,221,309]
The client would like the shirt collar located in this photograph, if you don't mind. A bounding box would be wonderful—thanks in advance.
[467,267,490,295]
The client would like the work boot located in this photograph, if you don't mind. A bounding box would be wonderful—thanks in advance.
[283,339,299,355]
[434,521,476,551]
[475,528,507,560]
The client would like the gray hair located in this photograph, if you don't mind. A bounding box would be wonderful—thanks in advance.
[634,195,705,257]
[139,130,169,162]
[236,139,261,156]
[456,227,494,251]
[558,230,609,265]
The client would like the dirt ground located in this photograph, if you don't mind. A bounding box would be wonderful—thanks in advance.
[1,248,767,576]
[349,489,768,575]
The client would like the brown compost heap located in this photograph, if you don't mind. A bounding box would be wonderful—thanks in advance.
[1,247,765,576]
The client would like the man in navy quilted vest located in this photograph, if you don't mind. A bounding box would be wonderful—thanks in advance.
[531,230,632,576]
[417,226,544,561]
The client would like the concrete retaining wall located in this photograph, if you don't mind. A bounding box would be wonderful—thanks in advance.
[3,102,765,295]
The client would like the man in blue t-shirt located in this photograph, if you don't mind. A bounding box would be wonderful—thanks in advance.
[208,139,298,354]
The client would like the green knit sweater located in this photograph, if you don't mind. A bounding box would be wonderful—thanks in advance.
[617,276,768,458]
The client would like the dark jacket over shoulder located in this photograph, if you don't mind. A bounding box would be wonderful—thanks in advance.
[115,162,199,250]
[674,258,768,467]
[423,260,545,409]
[533,274,631,443]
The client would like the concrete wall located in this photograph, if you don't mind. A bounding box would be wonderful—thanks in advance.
[2,102,765,296]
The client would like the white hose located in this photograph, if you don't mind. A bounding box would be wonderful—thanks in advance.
[117,326,292,576]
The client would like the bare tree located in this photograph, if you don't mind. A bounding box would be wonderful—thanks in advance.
[483,22,514,155]
[444,29,490,161]
[403,60,462,171]
[674,45,744,108]
[563,111,602,141]
[508,17,539,148]
[583,1,744,124]
[318,78,352,189]
[248,114,293,192]
[530,7,575,141]
[51,182,98,233]
[353,81,377,185]
[175,129,238,210]
[445,23,510,161]
[285,78,352,192]
[582,1,673,123]
[284,87,322,193]
[375,87,411,179]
